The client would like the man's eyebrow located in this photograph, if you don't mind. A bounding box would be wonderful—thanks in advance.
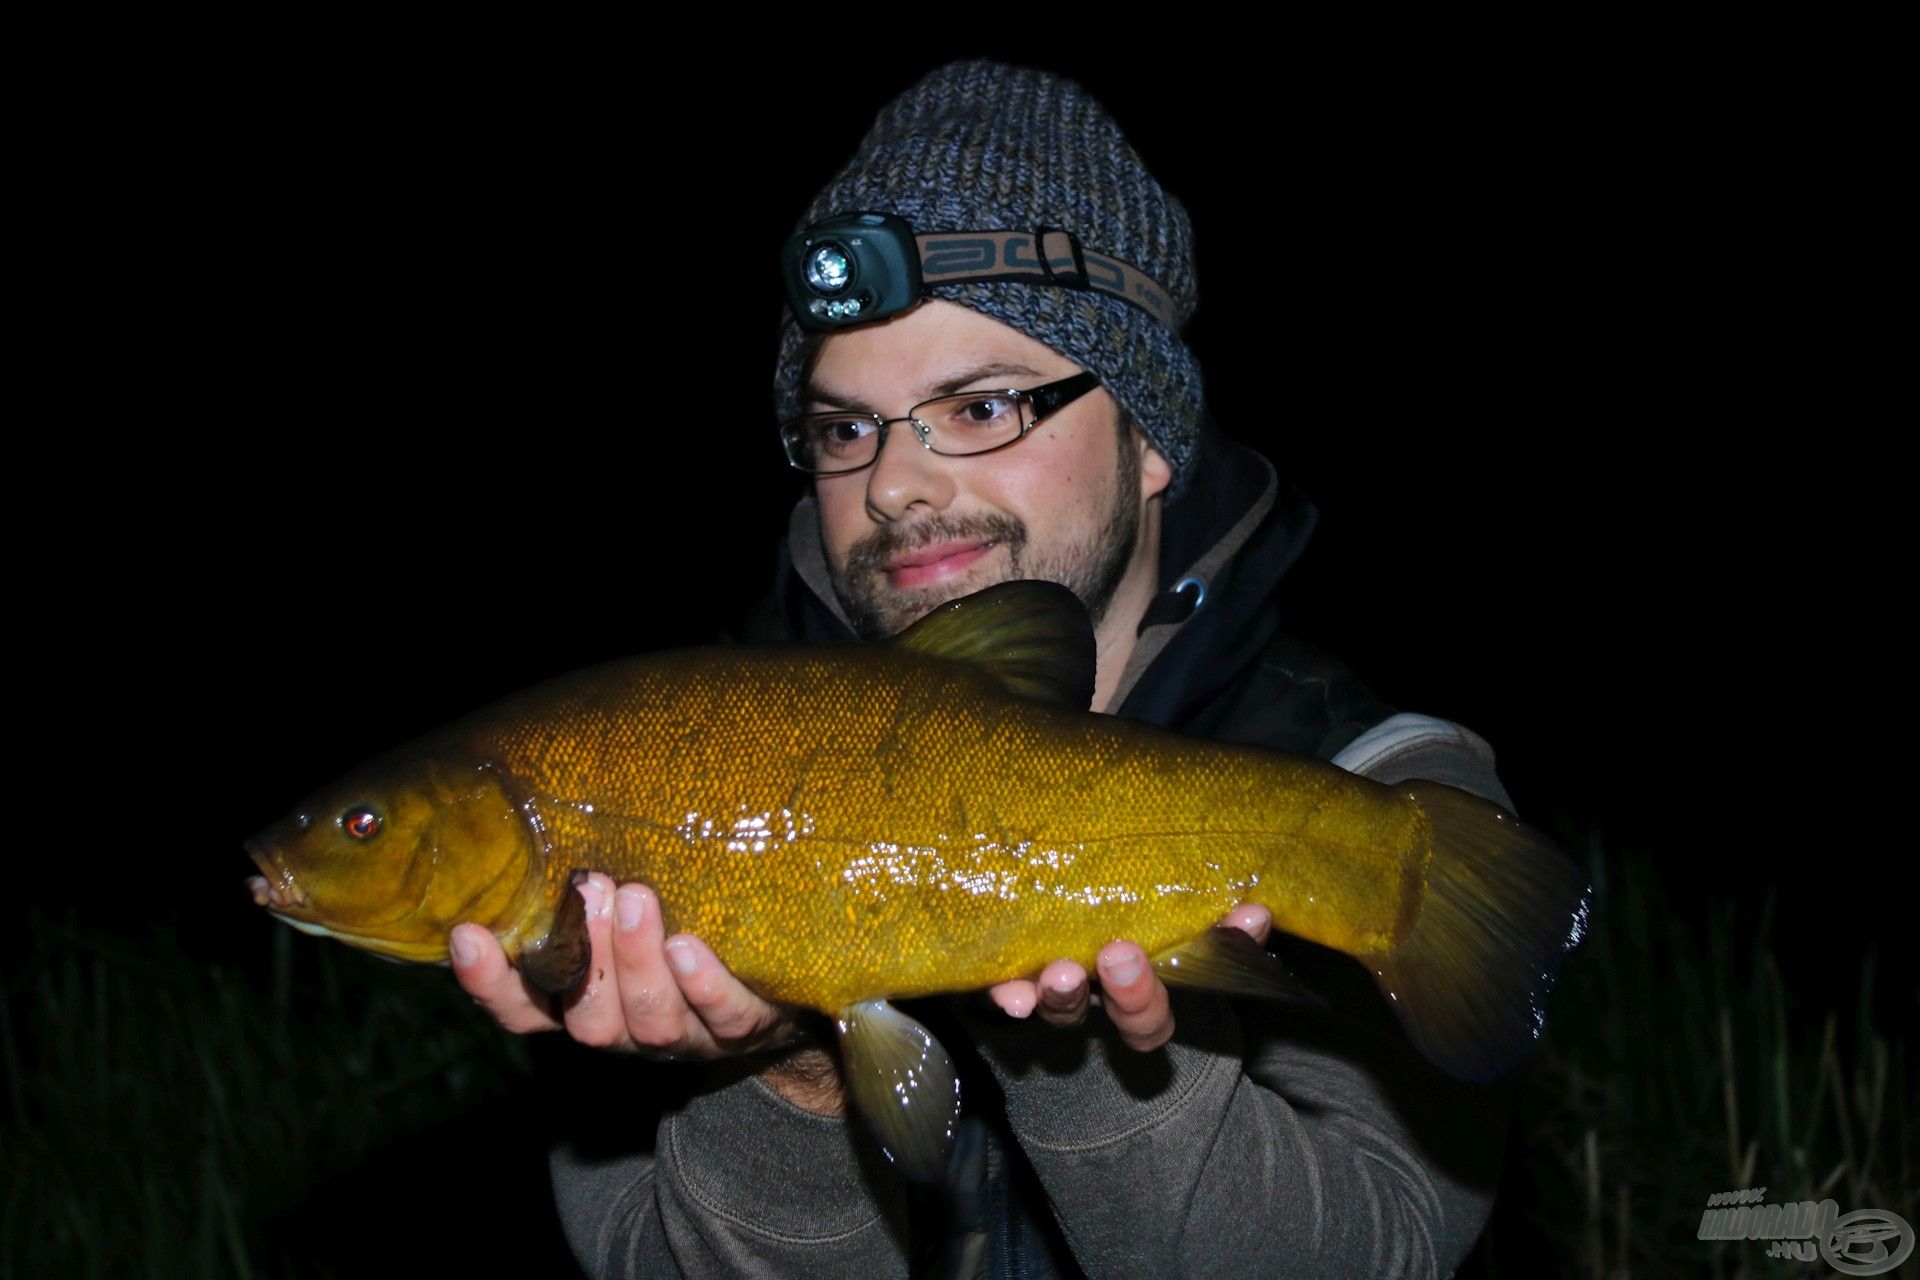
[801,361,1047,414]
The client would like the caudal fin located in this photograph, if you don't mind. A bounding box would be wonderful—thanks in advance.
[1366,781,1591,1083]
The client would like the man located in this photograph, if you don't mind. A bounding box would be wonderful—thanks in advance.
[455,58,1517,1278]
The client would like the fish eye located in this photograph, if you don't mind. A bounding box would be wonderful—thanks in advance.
[341,806,382,840]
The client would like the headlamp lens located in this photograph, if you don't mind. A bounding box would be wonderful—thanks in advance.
[804,244,852,295]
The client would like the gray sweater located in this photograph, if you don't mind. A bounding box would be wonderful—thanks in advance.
[549,720,1517,1279]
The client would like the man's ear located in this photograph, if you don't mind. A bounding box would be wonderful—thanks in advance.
[1138,434,1173,502]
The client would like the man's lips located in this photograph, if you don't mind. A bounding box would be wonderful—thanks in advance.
[885,539,996,588]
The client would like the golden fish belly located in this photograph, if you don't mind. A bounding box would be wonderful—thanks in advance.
[481,646,1427,1013]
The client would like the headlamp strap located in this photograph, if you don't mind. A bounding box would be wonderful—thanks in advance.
[913,227,1175,328]
[1033,225,1088,288]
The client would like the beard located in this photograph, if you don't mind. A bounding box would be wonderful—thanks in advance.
[826,426,1144,642]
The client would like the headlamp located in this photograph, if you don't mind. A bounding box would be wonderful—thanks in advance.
[779,211,1176,334]
[780,212,922,331]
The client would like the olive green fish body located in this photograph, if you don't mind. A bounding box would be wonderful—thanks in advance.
[249,581,1590,1180]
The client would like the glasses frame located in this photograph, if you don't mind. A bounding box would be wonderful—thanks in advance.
[779,370,1103,476]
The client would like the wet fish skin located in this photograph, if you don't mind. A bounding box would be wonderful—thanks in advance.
[247,580,1590,1178]
[250,644,1414,1002]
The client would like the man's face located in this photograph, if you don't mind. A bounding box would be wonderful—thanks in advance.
[806,300,1171,642]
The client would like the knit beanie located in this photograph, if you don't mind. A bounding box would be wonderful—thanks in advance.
[770,58,1205,486]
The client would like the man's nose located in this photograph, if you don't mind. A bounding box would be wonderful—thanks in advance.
[865,418,955,521]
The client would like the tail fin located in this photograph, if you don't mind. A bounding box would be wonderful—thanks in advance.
[1366,781,1591,1083]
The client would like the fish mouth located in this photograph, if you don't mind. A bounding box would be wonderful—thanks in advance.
[242,837,452,965]
[245,840,308,913]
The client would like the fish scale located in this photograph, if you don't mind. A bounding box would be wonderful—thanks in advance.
[476,645,1396,1007]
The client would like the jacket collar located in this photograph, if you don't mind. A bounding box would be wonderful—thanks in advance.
[784,491,854,637]
[1112,426,1317,731]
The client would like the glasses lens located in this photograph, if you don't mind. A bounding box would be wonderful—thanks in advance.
[918,392,1026,455]
[784,415,881,472]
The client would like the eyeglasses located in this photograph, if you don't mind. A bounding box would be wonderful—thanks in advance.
[778,370,1102,476]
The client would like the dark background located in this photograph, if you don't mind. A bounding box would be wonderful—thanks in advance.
[9,35,1902,1279]
[28,43,1904,1270]
[84,48,1889,1005]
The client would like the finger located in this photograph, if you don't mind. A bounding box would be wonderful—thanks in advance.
[450,922,560,1035]
[1034,959,1090,1027]
[559,874,628,1048]
[990,979,1038,1018]
[1221,902,1272,944]
[611,883,689,1053]
[662,933,781,1048]
[1096,941,1174,1052]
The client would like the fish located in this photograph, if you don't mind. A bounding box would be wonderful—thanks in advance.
[246,579,1590,1180]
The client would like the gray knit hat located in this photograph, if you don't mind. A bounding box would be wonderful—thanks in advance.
[771,59,1205,484]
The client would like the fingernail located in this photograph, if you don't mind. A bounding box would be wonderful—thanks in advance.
[664,938,697,976]
[577,878,604,918]
[1047,968,1079,994]
[1101,952,1142,987]
[616,887,643,931]
[450,928,476,967]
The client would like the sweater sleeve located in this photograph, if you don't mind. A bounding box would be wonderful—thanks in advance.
[974,719,1519,1280]
[548,1068,908,1279]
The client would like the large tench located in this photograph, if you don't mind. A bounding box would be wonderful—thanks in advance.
[247,580,1590,1178]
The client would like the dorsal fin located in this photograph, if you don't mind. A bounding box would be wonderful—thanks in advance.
[889,580,1096,709]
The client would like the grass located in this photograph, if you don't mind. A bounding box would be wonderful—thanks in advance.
[1472,827,1914,1280]
[0,908,549,1280]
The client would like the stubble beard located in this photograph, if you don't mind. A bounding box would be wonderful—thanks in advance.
[826,428,1144,642]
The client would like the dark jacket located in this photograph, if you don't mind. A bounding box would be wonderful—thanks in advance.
[549,428,1516,1279]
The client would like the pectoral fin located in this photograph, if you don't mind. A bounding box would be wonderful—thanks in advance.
[1151,926,1324,1005]
[835,1000,962,1182]
[516,868,592,994]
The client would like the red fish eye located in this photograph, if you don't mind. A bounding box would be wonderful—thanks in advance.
[342,807,382,840]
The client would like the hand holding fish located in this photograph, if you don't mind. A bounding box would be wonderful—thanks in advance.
[989,903,1274,1051]
[451,873,803,1060]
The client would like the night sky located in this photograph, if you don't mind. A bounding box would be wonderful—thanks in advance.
[63,50,1904,1037]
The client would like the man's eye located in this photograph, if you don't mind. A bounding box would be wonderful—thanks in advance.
[951,397,1019,429]
[816,418,876,455]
